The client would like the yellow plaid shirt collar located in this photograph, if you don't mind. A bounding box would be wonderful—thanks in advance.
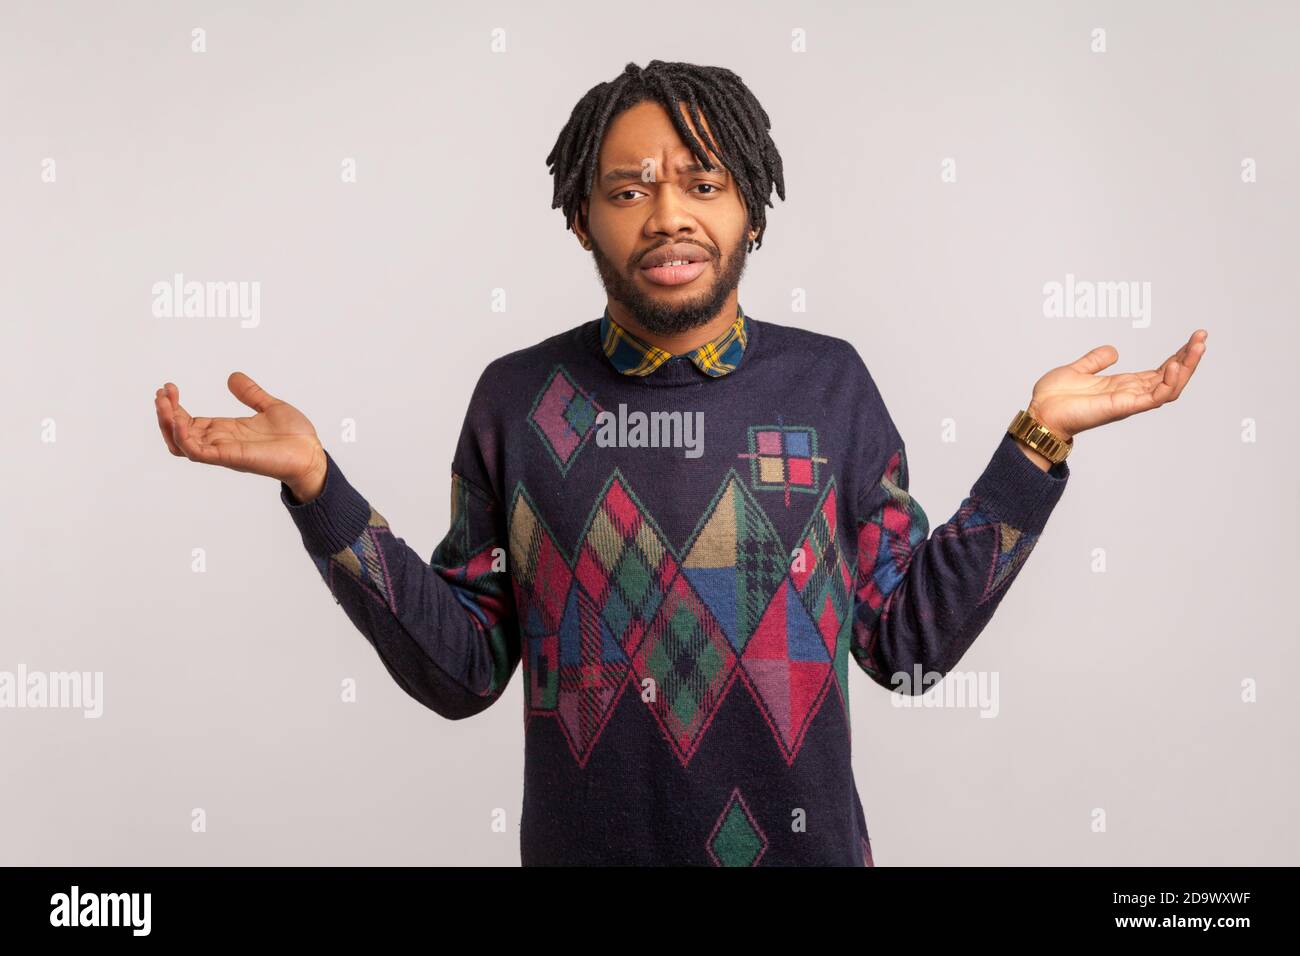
[599,304,749,378]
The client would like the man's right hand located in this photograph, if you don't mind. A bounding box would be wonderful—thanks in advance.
[153,372,328,503]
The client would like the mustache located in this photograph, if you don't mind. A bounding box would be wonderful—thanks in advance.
[634,242,717,267]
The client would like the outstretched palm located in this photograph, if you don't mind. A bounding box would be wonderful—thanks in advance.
[153,372,325,490]
[1027,329,1208,440]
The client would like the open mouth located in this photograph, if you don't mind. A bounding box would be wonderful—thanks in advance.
[639,244,711,287]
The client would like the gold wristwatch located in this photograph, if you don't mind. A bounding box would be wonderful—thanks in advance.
[1008,409,1072,465]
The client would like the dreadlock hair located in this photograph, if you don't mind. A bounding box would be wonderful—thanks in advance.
[545,60,787,253]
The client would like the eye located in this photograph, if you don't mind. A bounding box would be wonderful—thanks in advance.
[613,189,644,201]
[693,183,721,195]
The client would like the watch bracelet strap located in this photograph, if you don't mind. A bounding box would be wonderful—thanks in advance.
[1008,409,1072,464]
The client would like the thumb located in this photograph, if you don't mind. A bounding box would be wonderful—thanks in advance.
[227,371,279,413]
[1068,345,1119,375]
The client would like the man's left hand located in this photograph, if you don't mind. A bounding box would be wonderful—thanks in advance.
[1026,329,1209,442]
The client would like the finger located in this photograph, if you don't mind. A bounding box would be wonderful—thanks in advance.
[1069,345,1119,375]
[1168,338,1207,401]
[162,382,187,440]
[1146,340,1193,394]
[1111,388,1159,419]
[1160,338,1192,372]
[1151,333,1207,404]
[175,427,224,467]
[1179,334,1207,377]
[204,436,257,472]
[168,388,211,443]
[195,436,250,471]
[154,391,180,455]
[228,371,279,413]
[173,413,228,466]
[1148,356,1182,406]
[1127,369,1163,390]
[161,385,209,445]
[169,395,204,459]
[1163,329,1208,373]
[161,383,200,457]
[154,388,182,455]
[156,390,183,455]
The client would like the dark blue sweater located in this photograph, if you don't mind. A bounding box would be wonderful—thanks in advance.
[280,313,1070,866]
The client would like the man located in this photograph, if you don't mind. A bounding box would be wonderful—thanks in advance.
[153,60,1206,866]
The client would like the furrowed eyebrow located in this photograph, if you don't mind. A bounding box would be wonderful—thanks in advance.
[601,162,731,184]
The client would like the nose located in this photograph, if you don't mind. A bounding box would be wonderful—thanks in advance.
[643,181,697,239]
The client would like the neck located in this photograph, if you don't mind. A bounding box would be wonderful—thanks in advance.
[607,292,740,354]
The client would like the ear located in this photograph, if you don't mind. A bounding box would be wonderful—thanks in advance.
[573,199,592,249]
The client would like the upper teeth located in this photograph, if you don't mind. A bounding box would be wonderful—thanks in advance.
[664,259,688,266]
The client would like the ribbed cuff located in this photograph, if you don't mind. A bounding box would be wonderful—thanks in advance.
[279,450,374,556]
[968,431,1070,535]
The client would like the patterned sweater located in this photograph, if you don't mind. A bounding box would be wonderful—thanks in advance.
[279,312,1070,866]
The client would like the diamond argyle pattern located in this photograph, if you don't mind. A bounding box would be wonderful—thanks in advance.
[527,364,602,476]
[507,467,861,768]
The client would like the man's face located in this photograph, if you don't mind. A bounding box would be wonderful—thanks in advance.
[575,99,752,336]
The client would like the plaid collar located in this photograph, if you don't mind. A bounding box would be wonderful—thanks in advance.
[599,304,749,378]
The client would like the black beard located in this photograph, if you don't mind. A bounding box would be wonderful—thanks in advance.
[589,230,750,336]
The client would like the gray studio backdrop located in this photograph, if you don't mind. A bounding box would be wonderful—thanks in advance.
[2,0,1296,865]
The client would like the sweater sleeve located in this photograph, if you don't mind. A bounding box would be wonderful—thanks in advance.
[851,426,1069,695]
[279,450,520,720]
